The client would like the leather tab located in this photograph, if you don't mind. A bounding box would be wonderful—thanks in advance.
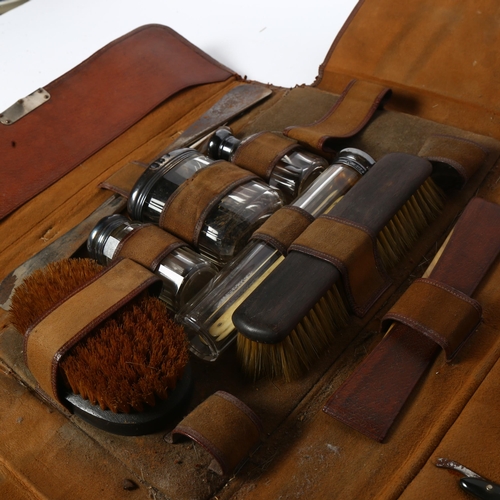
[159,161,258,246]
[284,79,391,152]
[232,132,299,180]
[115,224,186,271]
[24,259,160,405]
[165,391,263,476]
[290,214,391,316]
[99,161,147,198]
[382,278,482,360]
[419,135,488,189]
[251,206,314,255]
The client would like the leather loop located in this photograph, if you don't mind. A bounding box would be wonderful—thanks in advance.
[115,224,186,271]
[251,206,315,255]
[418,135,488,189]
[231,131,299,180]
[382,278,482,360]
[165,391,263,476]
[24,259,160,405]
[99,161,147,198]
[159,161,258,246]
[290,214,391,316]
[284,79,391,152]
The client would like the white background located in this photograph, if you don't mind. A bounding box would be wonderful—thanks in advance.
[0,0,358,111]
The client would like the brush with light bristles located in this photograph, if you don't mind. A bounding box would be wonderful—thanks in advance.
[233,153,446,381]
[9,258,191,435]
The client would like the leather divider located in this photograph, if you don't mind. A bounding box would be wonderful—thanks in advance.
[323,197,500,442]
[382,278,482,361]
[289,215,391,317]
[419,135,489,190]
[159,161,258,246]
[0,24,234,220]
[24,258,160,407]
[251,206,315,255]
[98,161,147,198]
[231,131,299,180]
[165,391,263,476]
[283,79,391,152]
[114,224,187,271]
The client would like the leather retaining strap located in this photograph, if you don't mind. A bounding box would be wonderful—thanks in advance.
[284,79,391,152]
[419,134,489,190]
[24,258,160,407]
[159,161,258,246]
[251,205,315,255]
[0,24,233,220]
[165,391,263,476]
[99,161,147,198]
[323,197,500,442]
[114,224,186,271]
[231,131,299,180]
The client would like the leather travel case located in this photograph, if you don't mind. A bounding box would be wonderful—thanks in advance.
[2,2,500,499]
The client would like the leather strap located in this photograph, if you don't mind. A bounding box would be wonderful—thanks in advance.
[165,391,263,476]
[251,206,315,255]
[115,224,186,271]
[0,24,233,220]
[419,134,488,189]
[159,161,258,246]
[290,215,391,316]
[24,259,160,406]
[284,79,391,152]
[98,161,147,198]
[231,132,299,180]
[324,197,500,442]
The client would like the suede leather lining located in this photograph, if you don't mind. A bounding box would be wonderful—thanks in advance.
[98,161,147,198]
[115,224,186,271]
[232,132,299,180]
[24,259,159,405]
[382,278,482,360]
[159,161,258,245]
[251,206,315,255]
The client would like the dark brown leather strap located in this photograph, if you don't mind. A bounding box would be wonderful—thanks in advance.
[115,224,186,271]
[284,79,391,152]
[99,162,147,198]
[324,197,500,442]
[24,259,160,405]
[231,132,299,180]
[159,161,258,246]
[0,24,233,220]
[251,206,315,255]
[419,134,489,189]
[165,391,263,476]
[290,215,391,315]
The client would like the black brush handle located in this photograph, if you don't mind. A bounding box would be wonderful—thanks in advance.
[233,153,432,344]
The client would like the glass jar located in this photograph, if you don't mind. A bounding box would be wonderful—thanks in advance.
[87,214,217,312]
[207,128,329,202]
[176,148,376,360]
[127,148,284,266]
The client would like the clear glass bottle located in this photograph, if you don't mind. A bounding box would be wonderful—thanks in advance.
[207,128,329,203]
[176,148,376,361]
[127,148,284,266]
[87,214,217,312]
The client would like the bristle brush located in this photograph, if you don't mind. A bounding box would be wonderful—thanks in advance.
[233,153,445,381]
[9,258,191,435]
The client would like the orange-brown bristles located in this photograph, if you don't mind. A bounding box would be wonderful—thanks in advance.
[9,258,189,414]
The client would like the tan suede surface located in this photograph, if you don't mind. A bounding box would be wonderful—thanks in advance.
[99,161,147,198]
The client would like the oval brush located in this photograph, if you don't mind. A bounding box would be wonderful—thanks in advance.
[233,153,446,381]
[9,258,190,434]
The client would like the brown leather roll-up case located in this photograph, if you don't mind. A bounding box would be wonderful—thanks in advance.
[2,3,500,499]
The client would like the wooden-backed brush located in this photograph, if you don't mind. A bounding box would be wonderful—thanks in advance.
[233,153,446,381]
[9,258,190,434]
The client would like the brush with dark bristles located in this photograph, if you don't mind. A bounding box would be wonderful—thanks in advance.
[10,258,191,433]
[233,153,446,381]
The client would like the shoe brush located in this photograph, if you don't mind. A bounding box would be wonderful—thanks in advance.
[233,153,446,381]
[9,258,191,435]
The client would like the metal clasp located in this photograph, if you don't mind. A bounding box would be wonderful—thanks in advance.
[0,88,50,125]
